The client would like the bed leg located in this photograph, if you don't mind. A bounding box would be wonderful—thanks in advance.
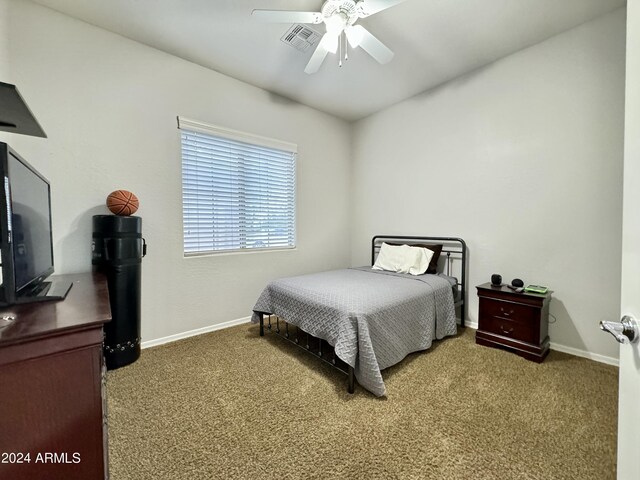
[259,314,264,337]
[347,366,355,394]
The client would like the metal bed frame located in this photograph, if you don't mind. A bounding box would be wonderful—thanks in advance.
[259,315,357,393]
[257,235,467,394]
[371,235,467,327]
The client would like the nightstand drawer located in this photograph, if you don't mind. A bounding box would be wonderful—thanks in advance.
[479,298,538,325]
[479,314,536,343]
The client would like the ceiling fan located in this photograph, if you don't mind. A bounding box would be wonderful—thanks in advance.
[252,0,408,74]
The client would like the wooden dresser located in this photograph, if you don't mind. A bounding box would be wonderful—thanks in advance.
[0,273,111,480]
[475,282,551,363]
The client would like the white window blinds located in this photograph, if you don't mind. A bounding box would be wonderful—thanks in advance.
[179,118,297,255]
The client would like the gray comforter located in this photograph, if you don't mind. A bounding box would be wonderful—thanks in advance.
[251,267,457,396]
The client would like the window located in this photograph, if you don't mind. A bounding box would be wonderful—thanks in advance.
[179,118,296,255]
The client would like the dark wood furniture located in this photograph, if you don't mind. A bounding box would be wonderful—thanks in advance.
[0,273,111,480]
[475,282,551,362]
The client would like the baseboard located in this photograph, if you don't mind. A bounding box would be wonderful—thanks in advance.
[548,342,619,366]
[141,316,252,349]
[141,316,619,366]
[464,320,479,330]
[463,320,619,367]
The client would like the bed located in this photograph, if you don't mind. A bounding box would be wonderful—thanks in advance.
[251,236,467,396]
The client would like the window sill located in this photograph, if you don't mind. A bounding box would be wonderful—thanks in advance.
[184,246,296,259]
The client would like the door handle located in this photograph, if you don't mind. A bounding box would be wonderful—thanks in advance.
[600,315,639,344]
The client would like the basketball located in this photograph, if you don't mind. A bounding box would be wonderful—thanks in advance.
[106,190,139,216]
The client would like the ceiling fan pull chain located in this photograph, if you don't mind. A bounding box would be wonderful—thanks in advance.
[339,32,343,67]
[344,31,349,61]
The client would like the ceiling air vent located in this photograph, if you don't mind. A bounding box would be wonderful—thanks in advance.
[280,24,321,53]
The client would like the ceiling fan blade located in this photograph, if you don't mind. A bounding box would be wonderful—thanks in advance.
[349,25,394,64]
[304,33,339,74]
[252,10,323,24]
[357,0,408,17]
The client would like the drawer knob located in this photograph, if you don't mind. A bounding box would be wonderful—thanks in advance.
[500,307,514,316]
[500,325,514,335]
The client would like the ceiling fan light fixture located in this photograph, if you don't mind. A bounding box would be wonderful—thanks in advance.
[345,25,364,48]
[325,34,340,53]
[325,13,348,34]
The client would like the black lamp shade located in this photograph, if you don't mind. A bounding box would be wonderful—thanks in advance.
[0,82,47,138]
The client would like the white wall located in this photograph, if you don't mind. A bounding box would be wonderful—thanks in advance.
[0,0,352,342]
[0,0,8,80]
[351,9,626,361]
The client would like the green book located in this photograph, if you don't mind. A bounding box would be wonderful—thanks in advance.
[524,285,548,294]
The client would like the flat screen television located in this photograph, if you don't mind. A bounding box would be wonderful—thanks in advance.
[0,142,71,306]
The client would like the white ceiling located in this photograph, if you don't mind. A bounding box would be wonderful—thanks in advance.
[32,0,625,121]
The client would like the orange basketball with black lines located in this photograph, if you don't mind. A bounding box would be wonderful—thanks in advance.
[106,190,139,216]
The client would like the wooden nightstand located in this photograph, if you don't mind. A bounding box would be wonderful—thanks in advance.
[475,283,551,363]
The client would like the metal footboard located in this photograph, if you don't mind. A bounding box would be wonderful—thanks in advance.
[258,313,355,394]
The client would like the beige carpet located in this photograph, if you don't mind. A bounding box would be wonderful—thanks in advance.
[106,325,618,480]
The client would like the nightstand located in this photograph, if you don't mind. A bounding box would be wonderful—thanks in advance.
[475,283,551,363]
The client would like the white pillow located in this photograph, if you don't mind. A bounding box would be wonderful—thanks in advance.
[372,243,434,276]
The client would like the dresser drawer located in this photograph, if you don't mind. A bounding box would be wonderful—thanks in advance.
[479,314,536,343]
[479,297,539,325]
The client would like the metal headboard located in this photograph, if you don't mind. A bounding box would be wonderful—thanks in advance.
[371,235,467,327]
